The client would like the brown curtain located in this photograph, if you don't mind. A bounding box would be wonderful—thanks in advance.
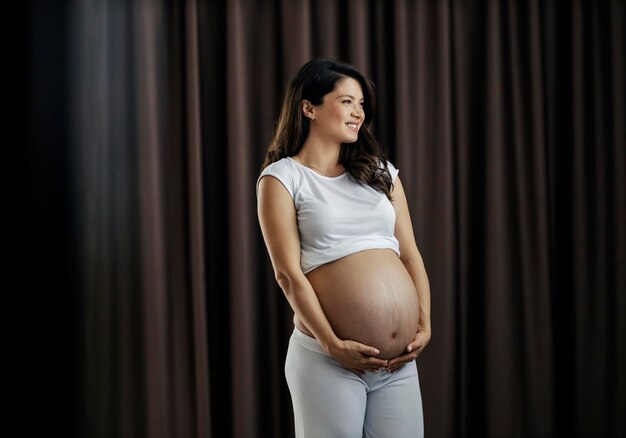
[18,0,624,437]
[69,1,210,437]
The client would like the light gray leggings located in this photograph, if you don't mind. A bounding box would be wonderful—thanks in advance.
[285,327,424,438]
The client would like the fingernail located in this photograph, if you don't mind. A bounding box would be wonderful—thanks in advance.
[407,346,412,352]
[374,349,380,354]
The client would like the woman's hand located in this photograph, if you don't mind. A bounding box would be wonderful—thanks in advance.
[329,339,389,376]
[385,327,431,373]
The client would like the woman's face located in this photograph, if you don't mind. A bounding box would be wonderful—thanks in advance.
[305,77,365,144]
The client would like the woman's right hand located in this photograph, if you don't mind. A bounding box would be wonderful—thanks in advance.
[329,339,389,376]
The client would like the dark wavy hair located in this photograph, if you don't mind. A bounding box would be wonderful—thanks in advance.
[261,58,394,200]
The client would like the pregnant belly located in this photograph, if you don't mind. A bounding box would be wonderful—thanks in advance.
[295,249,420,359]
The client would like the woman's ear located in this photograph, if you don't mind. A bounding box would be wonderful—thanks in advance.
[301,100,315,120]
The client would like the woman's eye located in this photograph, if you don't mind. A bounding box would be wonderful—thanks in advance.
[343,100,351,104]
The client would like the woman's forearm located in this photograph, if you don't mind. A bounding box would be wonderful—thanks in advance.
[276,272,341,353]
[402,254,432,332]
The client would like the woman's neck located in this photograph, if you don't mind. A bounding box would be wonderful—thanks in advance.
[298,137,341,171]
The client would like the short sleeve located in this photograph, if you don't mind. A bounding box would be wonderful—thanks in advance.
[256,159,295,199]
[386,160,399,182]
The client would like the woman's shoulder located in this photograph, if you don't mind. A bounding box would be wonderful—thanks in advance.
[378,158,399,182]
[261,156,294,175]
[256,157,297,198]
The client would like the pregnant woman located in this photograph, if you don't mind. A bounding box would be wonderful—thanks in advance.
[257,59,432,437]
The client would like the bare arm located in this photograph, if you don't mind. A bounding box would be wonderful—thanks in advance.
[257,175,387,373]
[392,177,431,334]
[386,176,432,370]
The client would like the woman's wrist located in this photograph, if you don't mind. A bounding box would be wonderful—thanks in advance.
[319,333,342,355]
[417,322,431,336]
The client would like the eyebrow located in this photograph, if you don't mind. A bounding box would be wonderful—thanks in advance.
[336,94,365,101]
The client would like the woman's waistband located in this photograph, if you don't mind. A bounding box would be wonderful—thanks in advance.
[291,326,331,357]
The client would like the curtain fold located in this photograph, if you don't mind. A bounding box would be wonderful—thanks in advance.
[184,1,212,436]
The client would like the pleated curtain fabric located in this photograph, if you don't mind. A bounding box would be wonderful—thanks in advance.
[69,1,210,437]
[51,0,625,437]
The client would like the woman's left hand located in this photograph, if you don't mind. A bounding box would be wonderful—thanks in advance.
[385,327,431,373]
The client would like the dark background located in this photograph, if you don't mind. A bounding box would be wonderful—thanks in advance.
[11,0,625,437]
[9,1,80,436]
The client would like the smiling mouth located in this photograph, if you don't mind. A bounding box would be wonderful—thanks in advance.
[346,123,359,132]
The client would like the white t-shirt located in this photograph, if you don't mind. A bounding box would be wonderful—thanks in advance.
[256,156,401,274]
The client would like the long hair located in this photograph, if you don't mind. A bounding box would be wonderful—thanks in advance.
[261,58,394,200]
